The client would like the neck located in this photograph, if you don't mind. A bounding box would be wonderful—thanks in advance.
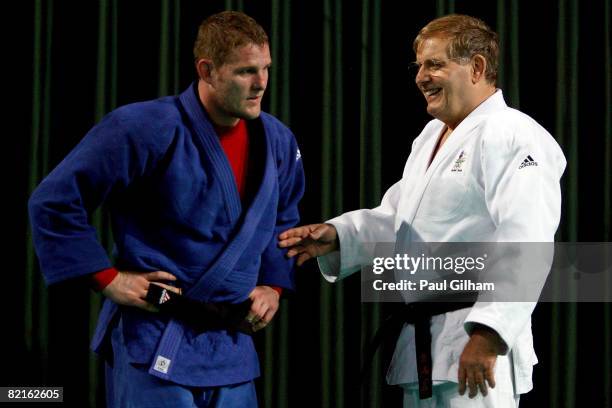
[446,86,497,130]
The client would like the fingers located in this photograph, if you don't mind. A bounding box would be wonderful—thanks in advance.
[144,271,177,282]
[132,298,160,313]
[458,364,495,399]
[458,366,467,396]
[154,282,182,295]
[475,371,488,397]
[250,307,278,332]
[278,226,314,240]
[286,245,304,258]
[485,365,496,389]
[296,252,313,266]
[246,286,279,331]
[278,236,304,248]
[466,369,478,398]
[308,224,329,240]
[104,270,178,311]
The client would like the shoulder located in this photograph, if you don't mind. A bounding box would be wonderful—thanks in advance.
[479,107,558,151]
[109,96,182,132]
[259,112,294,138]
[259,111,299,150]
[478,107,566,168]
[96,96,184,150]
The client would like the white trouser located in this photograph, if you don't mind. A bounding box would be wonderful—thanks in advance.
[401,354,520,408]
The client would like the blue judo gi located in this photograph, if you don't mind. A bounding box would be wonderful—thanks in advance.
[29,83,305,391]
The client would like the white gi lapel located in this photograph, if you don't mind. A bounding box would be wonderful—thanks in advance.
[399,90,508,233]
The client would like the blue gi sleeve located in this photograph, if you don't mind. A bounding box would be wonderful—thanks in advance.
[257,130,305,290]
[28,106,174,285]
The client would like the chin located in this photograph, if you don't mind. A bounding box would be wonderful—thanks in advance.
[241,108,262,120]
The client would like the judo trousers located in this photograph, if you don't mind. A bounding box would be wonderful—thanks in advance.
[401,355,520,408]
[105,323,258,408]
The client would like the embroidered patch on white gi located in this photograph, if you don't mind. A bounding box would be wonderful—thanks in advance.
[296,148,302,161]
[153,356,171,374]
[451,151,467,172]
[518,155,538,169]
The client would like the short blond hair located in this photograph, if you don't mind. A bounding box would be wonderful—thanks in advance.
[193,11,269,66]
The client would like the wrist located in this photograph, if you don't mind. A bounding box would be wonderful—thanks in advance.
[91,267,118,291]
[471,324,507,354]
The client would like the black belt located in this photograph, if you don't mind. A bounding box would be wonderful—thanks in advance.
[145,283,254,335]
[362,295,477,399]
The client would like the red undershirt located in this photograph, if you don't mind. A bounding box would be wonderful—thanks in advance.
[91,119,282,296]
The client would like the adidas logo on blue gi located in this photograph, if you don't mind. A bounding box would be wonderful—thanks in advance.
[518,155,538,169]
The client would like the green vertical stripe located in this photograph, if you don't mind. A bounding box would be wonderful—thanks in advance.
[111,0,118,110]
[604,2,612,407]
[278,4,293,407]
[270,0,280,117]
[551,1,566,405]
[436,0,446,16]
[88,0,112,406]
[25,0,43,355]
[36,0,54,382]
[496,0,506,90]
[359,0,369,208]
[173,0,181,94]
[564,1,579,407]
[281,1,291,124]
[360,1,383,406]
[277,300,290,408]
[320,1,333,406]
[333,0,344,406]
[264,1,281,403]
[509,0,520,107]
[159,0,170,96]
[603,0,611,241]
[263,318,274,407]
[95,0,108,122]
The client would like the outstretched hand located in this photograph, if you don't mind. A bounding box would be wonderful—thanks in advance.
[278,223,339,266]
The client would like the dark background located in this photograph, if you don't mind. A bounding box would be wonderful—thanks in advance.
[4,0,611,407]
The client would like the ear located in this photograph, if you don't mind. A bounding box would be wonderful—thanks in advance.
[471,54,487,84]
[196,59,215,84]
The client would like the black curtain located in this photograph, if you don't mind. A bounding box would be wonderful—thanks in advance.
[6,0,610,406]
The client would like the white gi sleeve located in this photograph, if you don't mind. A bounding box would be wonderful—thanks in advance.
[318,179,402,282]
[464,113,567,351]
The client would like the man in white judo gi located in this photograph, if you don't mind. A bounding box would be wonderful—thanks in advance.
[279,14,566,407]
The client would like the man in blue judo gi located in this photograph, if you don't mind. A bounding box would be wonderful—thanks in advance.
[29,11,305,407]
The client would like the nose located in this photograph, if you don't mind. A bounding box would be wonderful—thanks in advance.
[253,70,268,91]
[415,65,428,86]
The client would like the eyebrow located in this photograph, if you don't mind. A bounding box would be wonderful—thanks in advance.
[411,58,446,65]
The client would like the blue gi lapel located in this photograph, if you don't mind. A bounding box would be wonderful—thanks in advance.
[179,83,242,221]
[149,84,278,380]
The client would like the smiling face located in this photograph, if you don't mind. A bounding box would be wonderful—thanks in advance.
[199,43,271,127]
[414,37,476,130]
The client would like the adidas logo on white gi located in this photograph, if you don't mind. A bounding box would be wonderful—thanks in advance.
[518,155,538,169]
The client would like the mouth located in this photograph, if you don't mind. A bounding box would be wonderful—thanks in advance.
[422,87,442,100]
[247,95,262,101]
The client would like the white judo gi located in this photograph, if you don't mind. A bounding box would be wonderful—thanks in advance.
[318,90,566,404]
